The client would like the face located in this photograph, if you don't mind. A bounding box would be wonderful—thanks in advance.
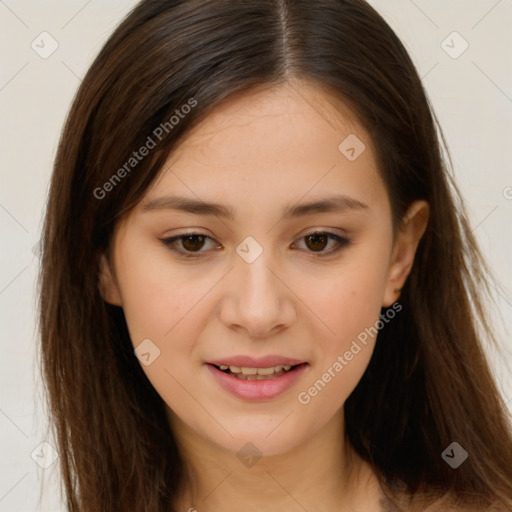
[99,80,427,457]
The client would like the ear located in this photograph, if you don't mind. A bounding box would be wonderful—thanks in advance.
[382,200,429,307]
[98,253,123,306]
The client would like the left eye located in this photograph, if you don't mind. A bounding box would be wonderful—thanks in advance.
[293,231,351,255]
[160,231,350,258]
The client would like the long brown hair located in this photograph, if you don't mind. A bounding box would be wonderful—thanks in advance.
[37,0,512,510]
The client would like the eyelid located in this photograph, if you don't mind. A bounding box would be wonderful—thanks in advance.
[159,231,220,258]
[292,231,351,256]
[159,229,352,258]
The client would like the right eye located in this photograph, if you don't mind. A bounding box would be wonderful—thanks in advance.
[159,233,222,258]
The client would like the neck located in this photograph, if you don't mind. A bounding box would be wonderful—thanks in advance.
[167,408,385,512]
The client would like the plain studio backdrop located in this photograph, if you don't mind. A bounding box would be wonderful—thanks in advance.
[0,1,511,510]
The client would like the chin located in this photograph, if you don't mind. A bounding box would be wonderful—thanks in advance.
[211,421,306,459]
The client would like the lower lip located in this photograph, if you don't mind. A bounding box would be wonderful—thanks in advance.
[206,363,308,401]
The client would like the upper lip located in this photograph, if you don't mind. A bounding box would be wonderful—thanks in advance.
[207,355,306,368]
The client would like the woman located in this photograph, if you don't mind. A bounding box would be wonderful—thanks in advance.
[38,0,512,510]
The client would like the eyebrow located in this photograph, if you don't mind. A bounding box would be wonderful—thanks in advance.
[142,193,369,220]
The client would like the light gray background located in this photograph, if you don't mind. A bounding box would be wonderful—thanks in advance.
[1,1,511,510]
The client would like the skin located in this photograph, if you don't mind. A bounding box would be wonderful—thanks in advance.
[99,79,429,512]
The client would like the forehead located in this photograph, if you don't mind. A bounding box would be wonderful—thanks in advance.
[138,80,386,219]
[167,81,367,164]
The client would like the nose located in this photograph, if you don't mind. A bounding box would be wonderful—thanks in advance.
[218,249,297,338]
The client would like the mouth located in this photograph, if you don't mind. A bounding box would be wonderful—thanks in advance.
[209,362,305,380]
[205,359,309,401]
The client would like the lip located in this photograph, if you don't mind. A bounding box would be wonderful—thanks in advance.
[207,355,306,368]
[206,362,308,401]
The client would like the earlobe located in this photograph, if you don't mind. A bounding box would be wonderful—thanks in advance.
[98,253,123,306]
[382,200,429,307]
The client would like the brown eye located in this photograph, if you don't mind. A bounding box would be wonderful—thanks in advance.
[294,231,351,256]
[305,233,329,252]
[160,233,220,258]
[181,234,207,252]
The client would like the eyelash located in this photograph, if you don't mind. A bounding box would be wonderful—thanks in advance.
[159,231,352,259]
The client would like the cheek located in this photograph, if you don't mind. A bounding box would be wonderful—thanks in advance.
[298,249,390,349]
[114,254,212,422]
[113,245,229,411]
[293,247,390,409]
[294,294,380,425]
[115,239,214,345]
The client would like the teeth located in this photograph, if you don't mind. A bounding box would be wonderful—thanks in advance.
[220,364,296,378]
[227,365,288,375]
[257,366,280,375]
